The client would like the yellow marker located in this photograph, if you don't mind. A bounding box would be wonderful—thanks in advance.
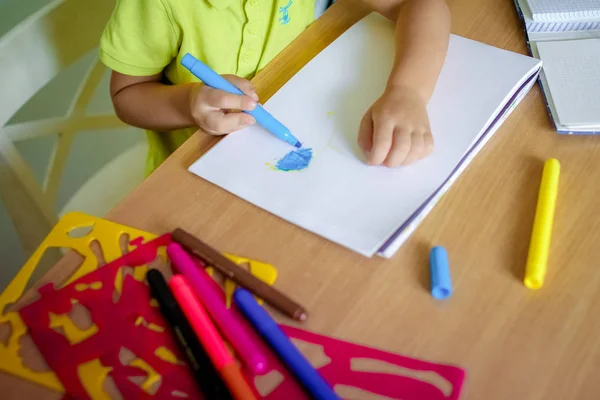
[524,158,560,289]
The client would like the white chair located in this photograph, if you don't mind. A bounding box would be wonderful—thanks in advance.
[0,0,133,262]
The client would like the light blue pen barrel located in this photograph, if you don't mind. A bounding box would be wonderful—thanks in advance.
[430,246,453,300]
[181,53,301,148]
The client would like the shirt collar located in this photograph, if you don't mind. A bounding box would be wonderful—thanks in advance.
[207,0,235,11]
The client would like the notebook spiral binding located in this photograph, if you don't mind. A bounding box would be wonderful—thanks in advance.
[526,20,600,32]
[532,9,600,22]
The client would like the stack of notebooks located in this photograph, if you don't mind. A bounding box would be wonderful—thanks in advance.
[514,0,600,134]
[189,13,542,258]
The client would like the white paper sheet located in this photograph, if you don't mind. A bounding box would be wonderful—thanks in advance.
[189,13,541,257]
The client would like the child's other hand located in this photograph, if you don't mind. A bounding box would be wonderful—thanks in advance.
[189,75,259,135]
[357,86,434,167]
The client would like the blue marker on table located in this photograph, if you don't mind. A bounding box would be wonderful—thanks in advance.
[181,53,302,148]
[430,246,453,300]
[233,289,340,400]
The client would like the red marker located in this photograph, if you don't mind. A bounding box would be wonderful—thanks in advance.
[169,275,257,400]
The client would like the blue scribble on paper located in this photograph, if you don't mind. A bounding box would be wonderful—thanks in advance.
[273,148,313,171]
[279,0,293,24]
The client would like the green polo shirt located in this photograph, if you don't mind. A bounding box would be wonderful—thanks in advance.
[100,0,320,174]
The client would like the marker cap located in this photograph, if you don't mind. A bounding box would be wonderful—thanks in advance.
[430,246,453,300]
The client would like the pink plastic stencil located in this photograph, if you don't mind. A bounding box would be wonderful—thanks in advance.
[19,234,202,399]
[272,325,466,399]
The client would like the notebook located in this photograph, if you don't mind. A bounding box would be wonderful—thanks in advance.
[515,0,600,35]
[536,39,600,128]
[527,0,600,21]
[188,13,541,258]
[514,0,600,133]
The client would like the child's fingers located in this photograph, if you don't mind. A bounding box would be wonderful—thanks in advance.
[423,131,434,156]
[205,87,257,111]
[203,111,255,134]
[400,131,425,166]
[357,110,374,154]
[369,119,394,165]
[222,75,259,101]
[383,129,412,167]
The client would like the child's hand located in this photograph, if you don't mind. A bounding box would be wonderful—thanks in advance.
[189,75,259,135]
[357,86,434,167]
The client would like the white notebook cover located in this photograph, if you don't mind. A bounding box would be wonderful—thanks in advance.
[536,38,600,128]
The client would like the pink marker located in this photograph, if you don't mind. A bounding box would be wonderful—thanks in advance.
[167,242,268,374]
[169,276,257,400]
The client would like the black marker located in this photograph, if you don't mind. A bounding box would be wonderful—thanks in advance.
[146,269,232,399]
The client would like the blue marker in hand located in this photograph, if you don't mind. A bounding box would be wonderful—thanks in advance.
[234,288,340,400]
[181,53,302,148]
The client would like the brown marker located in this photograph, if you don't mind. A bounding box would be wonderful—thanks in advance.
[172,228,308,321]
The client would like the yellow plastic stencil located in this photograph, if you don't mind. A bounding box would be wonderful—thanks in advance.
[77,359,113,400]
[0,212,277,397]
[0,212,153,392]
[221,255,278,308]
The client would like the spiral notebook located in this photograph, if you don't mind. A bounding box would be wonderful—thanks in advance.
[527,0,600,22]
[514,0,600,134]
[188,13,541,258]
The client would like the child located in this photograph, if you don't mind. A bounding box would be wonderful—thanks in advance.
[100,0,450,175]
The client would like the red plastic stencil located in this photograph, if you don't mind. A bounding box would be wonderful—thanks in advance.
[19,234,202,399]
[270,325,466,399]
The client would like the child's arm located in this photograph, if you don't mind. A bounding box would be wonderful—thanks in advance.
[110,71,258,134]
[356,0,451,167]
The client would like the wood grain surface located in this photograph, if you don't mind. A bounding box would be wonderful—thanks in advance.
[3,0,600,399]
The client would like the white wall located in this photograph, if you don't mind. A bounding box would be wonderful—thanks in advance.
[0,0,146,289]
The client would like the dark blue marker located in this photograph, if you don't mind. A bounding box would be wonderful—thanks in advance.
[233,288,340,400]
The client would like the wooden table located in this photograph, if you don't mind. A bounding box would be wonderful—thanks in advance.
[4,0,600,398]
